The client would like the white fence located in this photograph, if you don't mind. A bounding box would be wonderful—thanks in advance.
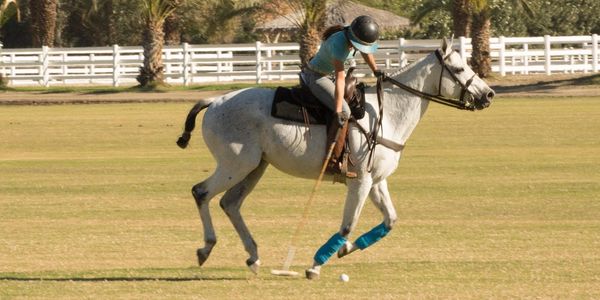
[0,34,598,87]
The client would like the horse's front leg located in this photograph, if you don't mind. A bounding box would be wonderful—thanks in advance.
[305,177,372,279]
[337,179,397,259]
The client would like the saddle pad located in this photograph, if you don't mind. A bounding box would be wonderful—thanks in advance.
[271,87,329,125]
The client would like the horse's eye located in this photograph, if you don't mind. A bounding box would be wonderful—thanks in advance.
[456,67,465,73]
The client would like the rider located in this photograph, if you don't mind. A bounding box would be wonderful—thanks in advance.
[301,15,384,178]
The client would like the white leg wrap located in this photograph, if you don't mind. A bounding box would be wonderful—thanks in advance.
[248,259,261,275]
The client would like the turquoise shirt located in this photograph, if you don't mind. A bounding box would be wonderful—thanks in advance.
[308,30,355,75]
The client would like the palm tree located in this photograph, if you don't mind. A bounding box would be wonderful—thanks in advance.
[277,0,328,66]
[164,0,182,45]
[200,0,262,44]
[412,0,471,38]
[137,0,176,87]
[1,0,19,87]
[1,0,19,29]
[469,1,492,77]
[30,0,58,47]
[469,0,533,77]
[413,0,532,77]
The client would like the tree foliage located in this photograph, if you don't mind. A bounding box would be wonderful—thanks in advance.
[0,0,598,49]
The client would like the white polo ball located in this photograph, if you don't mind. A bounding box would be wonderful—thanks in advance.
[339,273,349,282]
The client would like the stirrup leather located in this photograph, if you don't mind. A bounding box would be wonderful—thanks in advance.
[325,121,357,181]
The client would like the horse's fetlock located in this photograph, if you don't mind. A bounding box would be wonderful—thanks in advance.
[205,238,217,247]
[340,226,352,237]
[386,215,398,229]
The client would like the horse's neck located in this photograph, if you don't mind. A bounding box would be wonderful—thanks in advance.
[367,56,437,146]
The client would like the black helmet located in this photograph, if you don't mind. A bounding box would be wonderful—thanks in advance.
[347,15,379,54]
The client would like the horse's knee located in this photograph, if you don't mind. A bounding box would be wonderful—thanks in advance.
[192,183,209,206]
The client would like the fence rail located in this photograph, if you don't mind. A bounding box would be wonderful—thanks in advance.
[1,34,598,87]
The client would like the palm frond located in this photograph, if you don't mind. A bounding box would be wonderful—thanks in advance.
[412,0,446,25]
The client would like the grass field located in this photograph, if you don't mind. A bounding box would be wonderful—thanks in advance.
[1,96,599,298]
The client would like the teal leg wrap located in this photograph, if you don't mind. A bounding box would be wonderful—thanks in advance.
[355,223,390,250]
[314,233,347,265]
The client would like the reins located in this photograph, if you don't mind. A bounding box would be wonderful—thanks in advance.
[384,50,476,111]
[356,49,478,172]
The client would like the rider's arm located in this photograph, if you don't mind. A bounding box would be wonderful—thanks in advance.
[361,52,378,73]
[333,59,345,113]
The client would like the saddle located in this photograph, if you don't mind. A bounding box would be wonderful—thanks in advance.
[270,67,366,125]
[271,68,367,182]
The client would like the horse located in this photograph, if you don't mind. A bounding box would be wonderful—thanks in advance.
[176,38,495,279]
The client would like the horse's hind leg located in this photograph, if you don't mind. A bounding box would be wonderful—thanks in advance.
[219,160,269,274]
[192,162,260,267]
[338,179,397,259]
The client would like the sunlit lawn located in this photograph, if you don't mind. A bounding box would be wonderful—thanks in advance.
[1,97,599,298]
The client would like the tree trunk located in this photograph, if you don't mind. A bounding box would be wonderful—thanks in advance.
[30,0,58,47]
[297,0,327,67]
[470,9,492,77]
[451,0,471,38]
[106,0,118,45]
[137,21,166,87]
[299,26,321,67]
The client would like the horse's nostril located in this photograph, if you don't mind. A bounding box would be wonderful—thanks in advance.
[487,91,495,101]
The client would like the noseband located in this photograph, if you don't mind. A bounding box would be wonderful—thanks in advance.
[382,49,477,111]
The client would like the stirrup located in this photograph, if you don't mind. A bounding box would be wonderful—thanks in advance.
[326,160,357,180]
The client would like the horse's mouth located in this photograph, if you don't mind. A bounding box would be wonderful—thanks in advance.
[474,90,495,110]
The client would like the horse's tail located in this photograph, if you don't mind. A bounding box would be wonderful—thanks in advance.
[176,99,213,149]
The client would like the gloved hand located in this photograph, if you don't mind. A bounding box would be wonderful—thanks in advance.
[335,111,349,126]
[374,69,387,80]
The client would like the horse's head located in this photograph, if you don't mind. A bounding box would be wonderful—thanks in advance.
[434,38,495,110]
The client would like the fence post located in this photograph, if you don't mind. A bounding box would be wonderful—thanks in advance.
[398,38,407,68]
[255,41,262,84]
[182,43,190,86]
[217,50,222,82]
[523,43,529,75]
[42,46,50,87]
[0,42,4,84]
[544,35,551,75]
[89,53,95,84]
[267,47,273,81]
[62,53,68,84]
[499,36,506,76]
[592,34,598,73]
[112,44,120,87]
[459,36,467,64]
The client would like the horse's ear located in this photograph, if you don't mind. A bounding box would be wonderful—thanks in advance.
[441,37,450,53]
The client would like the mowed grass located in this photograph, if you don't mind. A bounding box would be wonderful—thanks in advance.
[1,96,599,298]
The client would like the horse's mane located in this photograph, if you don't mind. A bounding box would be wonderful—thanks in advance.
[388,51,434,79]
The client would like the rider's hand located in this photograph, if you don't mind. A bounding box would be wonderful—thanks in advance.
[374,69,386,80]
[335,111,349,126]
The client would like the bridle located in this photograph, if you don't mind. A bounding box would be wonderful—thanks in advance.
[383,49,478,111]
[360,49,479,171]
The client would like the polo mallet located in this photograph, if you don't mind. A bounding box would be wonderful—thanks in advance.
[270,128,342,277]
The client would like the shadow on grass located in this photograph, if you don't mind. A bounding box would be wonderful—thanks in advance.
[492,73,600,94]
[0,276,245,282]
[0,267,250,282]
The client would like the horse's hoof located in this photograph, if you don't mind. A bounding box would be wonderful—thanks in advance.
[246,258,261,275]
[197,248,210,266]
[305,268,320,280]
[337,241,353,258]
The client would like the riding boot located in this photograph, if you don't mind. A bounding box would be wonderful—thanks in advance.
[325,120,357,180]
